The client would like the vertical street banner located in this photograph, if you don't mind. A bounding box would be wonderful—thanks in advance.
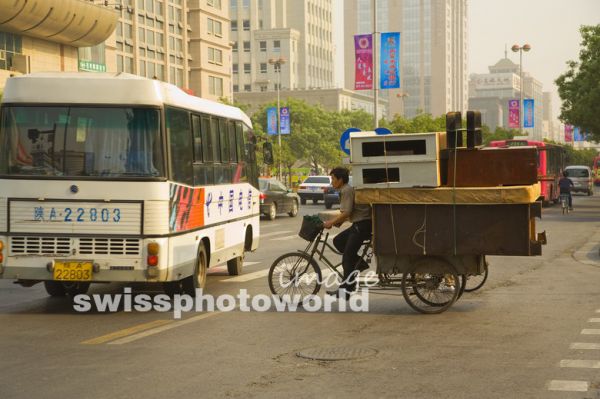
[564,125,573,142]
[574,127,583,141]
[380,32,400,89]
[267,107,277,135]
[354,34,373,90]
[280,107,290,134]
[523,99,534,128]
[508,99,520,129]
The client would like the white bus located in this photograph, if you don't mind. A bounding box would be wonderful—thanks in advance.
[0,73,272,297]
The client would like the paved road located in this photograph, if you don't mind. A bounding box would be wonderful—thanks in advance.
[2,194,600,399]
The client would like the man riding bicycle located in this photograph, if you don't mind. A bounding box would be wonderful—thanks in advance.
[322,167,372,298]
[559,171,574,210]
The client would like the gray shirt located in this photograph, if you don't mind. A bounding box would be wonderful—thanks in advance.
[339,184,371,223]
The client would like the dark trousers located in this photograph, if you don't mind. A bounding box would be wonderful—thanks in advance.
[332,220,372,292]
[560,190,573,208]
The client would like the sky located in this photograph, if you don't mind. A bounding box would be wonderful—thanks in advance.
[333,0,600,121]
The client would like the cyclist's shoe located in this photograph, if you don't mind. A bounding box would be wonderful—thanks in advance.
[356,259,370,272]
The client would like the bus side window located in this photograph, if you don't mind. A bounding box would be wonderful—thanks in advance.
[210,117,220,163]
[192,114,213,185]
[235,121,245,163]
[201,116,212,163]
[228,120,237,163]
[191,114,202,163]
[166,107,193,185]
[219,118,228,164]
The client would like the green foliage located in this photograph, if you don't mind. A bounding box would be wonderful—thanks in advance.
[556,24,600,140]
[386,112,446,133]
[544,139,598,167]
[482,126,519,145]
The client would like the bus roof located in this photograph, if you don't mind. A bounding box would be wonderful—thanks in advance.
[1,72,252,127]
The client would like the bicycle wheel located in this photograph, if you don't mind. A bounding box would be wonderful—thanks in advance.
[464,262,489,292]
[268,252,322,303]
[401,258,460,314]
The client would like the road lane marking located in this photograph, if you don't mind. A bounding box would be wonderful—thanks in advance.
[108,313,220,345]
[260,223,281,229]
[81,319,173,345]
[547,380,588,392]
[581,329,600,335]
[570,343,600,350]
[222,269,269,282]
[588,318,600,322]
[271,234,300,241]
[261,230,292,238]
[208,261,261,274]
[560,360,600,368]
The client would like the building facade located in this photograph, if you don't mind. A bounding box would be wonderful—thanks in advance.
[0,0,118,89]
[230,0,335,94]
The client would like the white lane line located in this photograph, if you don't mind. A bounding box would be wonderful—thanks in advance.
[260,223,281,229]
[222,269,269,282]
[108,313,220,345]
[547,380,588,392]
[560,360,600,368]
[581,329,600,335]
[271,234,300,241]
[208,262,261,274]
[570,343,600,350]
[588,318,600,322]
[261,230,292,238]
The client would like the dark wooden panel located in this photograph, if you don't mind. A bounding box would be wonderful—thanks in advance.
[373,203,540,256]
[443,147,538,187]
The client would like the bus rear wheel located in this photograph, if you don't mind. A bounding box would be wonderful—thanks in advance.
[182,243,208,296]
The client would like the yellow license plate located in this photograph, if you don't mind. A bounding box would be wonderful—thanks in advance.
[53,261,93,281]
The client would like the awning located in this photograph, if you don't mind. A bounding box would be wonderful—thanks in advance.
[0,0,119,47]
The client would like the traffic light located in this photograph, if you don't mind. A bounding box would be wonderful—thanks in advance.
[446,111,462,148]
[466,111,482,148]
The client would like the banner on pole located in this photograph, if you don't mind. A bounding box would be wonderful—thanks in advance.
[267,107,277,135]
[574,126,583,141]
[354,34,373,90]
[280,107,290,135]
[508,99,520,129]
[523,99,534,128]
[380,32,400,89]
[564,125,573,142]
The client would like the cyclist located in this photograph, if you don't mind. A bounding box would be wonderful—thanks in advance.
[559,171,574,210]
[322,167,371,298]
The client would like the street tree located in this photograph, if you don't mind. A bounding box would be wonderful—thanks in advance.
[556,24,600,140]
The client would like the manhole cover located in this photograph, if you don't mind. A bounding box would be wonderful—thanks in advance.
[296,346,377,361]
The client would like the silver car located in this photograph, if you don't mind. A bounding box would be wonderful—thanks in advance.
[565,165,594,196]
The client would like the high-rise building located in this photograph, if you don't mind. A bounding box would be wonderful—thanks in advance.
[402,0,468,118]
[230,0,335,94]
[113,0,232,101]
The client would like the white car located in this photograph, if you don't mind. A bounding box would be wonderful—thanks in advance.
[298,175,331,204]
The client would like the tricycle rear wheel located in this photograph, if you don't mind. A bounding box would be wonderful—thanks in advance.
[401,258,460,314]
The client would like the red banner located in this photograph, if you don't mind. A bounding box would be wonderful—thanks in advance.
[354,34,373,90]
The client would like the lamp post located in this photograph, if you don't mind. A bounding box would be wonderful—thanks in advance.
[268,56,286,181]
[511,43,531,135]
[396,92,409,116]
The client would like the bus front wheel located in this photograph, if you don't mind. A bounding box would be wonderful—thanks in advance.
[182,243,208,296]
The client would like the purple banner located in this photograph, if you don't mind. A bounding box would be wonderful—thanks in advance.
[380,32,400,89]
[354,34,373,90]
[508,99,520,129]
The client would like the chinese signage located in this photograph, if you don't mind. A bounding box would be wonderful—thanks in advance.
[78,60,106,72]
[523,99,534,128]
[267,107,277,135]
[380,32,400,89]
[508,99,520,129]
[354,34,373,90]
[280,107,290,135]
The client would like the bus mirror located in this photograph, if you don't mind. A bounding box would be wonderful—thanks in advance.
[263,142,274,165]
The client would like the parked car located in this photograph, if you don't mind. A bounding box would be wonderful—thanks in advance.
[259,178,300,220]
[324,176,353,209]
[565,165,594,196]
[297,175,331,204]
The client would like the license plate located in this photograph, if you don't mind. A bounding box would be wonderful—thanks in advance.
[310,187,318,191]
[53,261,93,281]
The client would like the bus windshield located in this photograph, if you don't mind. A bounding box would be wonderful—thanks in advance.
[0,106,164,178]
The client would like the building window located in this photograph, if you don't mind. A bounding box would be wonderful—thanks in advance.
[232,64,238,74]
[208,47,223,65]
[207,0,221,9]
[243,20,250,31]
[207,18,223,37]
[243,41,250,52]
[233,84,239,92]
[259,41,266,52]
[243,0,249,7]
[232,42,237,52]
[231,20,237,31]
[244,84,251,92]
[209,76,223,96]
[273,40,280,52]
[244,63,251,74]
[260,63,267,74]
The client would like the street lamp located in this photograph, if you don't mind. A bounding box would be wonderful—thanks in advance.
[511,43,531,135]
[268,57,286,181]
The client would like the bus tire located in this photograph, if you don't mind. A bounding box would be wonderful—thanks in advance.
[44,281,66,297]
[64,282,90,296]
[227,255,243,276]
[182,243,208,296]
